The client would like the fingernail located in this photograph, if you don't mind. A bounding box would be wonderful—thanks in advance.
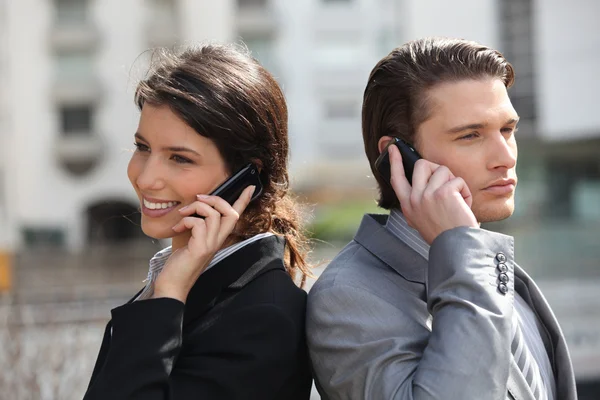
[197,194,209,199]
[179,205,188,211]
[249,185,256,195]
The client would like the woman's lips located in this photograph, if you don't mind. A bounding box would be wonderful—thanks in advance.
[141,203,180,218]
[141,197,181,218]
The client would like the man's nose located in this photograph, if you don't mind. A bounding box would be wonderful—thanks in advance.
[488,133,517,171]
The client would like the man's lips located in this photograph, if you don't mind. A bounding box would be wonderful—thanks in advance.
[483,179,516,195]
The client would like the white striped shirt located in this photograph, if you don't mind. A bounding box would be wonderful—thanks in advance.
[386,209,556,399]
[135,232,275,301]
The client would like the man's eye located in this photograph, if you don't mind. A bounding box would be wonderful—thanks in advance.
[458,133,479,140]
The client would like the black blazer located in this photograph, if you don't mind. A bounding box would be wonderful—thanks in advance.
[83,235,312,400]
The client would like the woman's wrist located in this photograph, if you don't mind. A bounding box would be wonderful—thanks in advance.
[152,285,190,304]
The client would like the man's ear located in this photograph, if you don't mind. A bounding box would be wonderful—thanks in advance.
[377,136,394,155]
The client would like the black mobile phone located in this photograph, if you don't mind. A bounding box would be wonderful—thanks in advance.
[192,163,263,217]
[374,137,422,185]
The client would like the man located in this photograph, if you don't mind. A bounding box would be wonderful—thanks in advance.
[306,37,577,400]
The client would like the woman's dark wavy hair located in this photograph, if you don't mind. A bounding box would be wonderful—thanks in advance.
[135,43,312,286]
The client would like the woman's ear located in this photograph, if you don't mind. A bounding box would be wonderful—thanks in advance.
[377,136,394,155]
[250,158,264,173]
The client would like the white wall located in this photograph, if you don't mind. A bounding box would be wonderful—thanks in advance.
[533,0,600,140]
[403,0,500,49]
[5,0,55,250]
[179,0,235,43]
[0,0,15,250]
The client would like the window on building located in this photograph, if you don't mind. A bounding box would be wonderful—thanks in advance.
[500,0,537,123]
[55,0,88,25]
[55,51,94,81]
[22,227,66,248]
[237,0,268,8]
[242,35,278,76]
[60,105,93,134]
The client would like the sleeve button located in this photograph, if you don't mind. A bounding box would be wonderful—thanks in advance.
[497,263,508,273]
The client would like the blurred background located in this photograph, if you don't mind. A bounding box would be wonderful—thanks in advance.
[0,0,598,399]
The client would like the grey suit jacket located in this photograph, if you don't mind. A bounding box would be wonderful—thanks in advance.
[306,214,577,400]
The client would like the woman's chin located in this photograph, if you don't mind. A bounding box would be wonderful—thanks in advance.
[141,224,177,240]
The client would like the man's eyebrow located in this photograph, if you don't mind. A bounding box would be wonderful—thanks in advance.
[447,123,486,134]
[447,117,520,134]
[134,132,201,156]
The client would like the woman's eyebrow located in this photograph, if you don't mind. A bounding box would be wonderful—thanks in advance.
[134,132,201,156]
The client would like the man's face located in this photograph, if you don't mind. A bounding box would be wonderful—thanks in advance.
[415,78,519,223]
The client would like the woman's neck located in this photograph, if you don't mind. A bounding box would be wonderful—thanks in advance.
[171,232,240,253]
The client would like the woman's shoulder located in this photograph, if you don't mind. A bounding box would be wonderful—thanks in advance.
[236,263,307,309]
[184,265,307,341]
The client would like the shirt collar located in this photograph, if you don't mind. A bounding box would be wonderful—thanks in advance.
[385,208,430,260]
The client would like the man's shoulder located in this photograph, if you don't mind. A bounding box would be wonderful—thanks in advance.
[309,238,425,306]
[310,240,382,292]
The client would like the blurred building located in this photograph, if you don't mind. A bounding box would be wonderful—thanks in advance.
[0,0,598,394]
[0,0,509,252]
[1,0,236,252]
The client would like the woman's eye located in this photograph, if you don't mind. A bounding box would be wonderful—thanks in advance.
[134,142,150,152]
[171,154,193,164]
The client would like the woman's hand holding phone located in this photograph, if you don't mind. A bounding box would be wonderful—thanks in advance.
[388,145,478,245]
[152,185,255,303]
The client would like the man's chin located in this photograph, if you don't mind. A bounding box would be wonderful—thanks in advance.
[473,202,515,223]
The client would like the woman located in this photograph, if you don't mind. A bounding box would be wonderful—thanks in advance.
[83,44,313,400]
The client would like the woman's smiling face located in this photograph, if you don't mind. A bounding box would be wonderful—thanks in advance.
[127,104,229,239]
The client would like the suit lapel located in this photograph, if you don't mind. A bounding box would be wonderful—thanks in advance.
[353,214,427,285]
[182,235,286,326]
[514,265,577,400]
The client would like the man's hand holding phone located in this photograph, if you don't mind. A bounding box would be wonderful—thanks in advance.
[388,144,478,245]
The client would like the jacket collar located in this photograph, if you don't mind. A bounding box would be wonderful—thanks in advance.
[182,234,286,326]
[353,213,427,284]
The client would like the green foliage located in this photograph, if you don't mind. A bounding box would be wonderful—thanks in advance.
[307,200,381,242]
